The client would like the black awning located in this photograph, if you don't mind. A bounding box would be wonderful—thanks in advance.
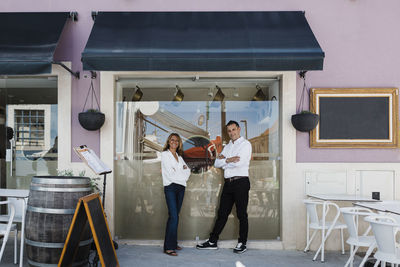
[82,11,324,71]
[0,12,71,75]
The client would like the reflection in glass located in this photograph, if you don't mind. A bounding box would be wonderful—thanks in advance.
[115,84,280,240]
[0,77,58,189]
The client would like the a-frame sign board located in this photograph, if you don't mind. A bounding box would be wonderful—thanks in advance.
[58,193,119,267]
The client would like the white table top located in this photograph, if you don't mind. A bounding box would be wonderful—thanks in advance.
[354,201,400,215]
[0,189,29,198]
[308,193,380,202]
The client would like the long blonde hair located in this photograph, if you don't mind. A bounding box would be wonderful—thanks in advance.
[163,133,183,156]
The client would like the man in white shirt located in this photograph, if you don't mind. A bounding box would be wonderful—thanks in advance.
[197,120,252,254]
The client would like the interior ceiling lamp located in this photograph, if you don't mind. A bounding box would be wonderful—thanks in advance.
[173,85,184,102]
[233,88,239,97]
[252,85,267,101]
[132,86,143,101]
[207,88,213,97]
[213,86,225,102]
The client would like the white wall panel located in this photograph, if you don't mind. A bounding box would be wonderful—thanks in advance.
[305,170,348,195]
[357,170,395,200]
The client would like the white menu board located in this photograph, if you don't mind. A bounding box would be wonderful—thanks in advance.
[74,145,111,175]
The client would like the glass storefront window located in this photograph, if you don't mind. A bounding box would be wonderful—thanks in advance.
[115,80,280,240]
[0,77,58,189]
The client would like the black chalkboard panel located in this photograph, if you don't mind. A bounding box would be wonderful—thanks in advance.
[310,88,398,148]
[86,196,118,267]
[319,97,389,139]
[58,201,89,267]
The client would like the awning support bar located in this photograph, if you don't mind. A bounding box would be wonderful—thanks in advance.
[91,11,98,21]
[52,61,80,79]
[69,12,78,22]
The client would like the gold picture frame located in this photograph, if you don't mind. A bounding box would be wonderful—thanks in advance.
[310,88,398,148]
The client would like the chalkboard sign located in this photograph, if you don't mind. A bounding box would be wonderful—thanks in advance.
[59,193,119,267]
[310,88,398,148]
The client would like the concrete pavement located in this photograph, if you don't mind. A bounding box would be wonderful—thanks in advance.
[1,238,371,267]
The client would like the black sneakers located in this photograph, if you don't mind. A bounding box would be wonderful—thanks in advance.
[233,242,247,254]
[196,240,246,253]
[196,240,218,250]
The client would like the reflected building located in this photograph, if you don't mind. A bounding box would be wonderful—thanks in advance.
[2,78,58,189]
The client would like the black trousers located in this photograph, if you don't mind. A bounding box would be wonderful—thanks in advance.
[209,177,250,244]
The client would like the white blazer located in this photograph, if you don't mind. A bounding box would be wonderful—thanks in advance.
[161,150,191,186]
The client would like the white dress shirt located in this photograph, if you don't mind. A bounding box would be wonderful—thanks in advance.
[161,150,191,186]
[214,136,252,178]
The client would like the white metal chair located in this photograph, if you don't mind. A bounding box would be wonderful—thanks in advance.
[0,197,24,224]
[304,199,347,262]
[340,207,376,267]
[0,200,17,264]
[364,215,400,267]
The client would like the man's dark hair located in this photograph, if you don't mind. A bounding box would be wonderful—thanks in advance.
[226,120,240,128]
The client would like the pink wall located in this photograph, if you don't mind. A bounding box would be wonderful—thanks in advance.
[1,0,399,162]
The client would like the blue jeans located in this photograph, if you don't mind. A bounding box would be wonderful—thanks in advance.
[164,183,185,251]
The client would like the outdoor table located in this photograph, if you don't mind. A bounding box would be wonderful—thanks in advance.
[0,189,29,267]
[354,200,400,215]
[306,194,378,262]
[308,193,380,202]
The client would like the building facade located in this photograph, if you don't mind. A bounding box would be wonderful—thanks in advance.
[0,0,399,251]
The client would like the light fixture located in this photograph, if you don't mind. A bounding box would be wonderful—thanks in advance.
[233,88,239,98]
[173,85,184,102]
[252,85,267,101]
[213,86,225,102]
[207,88,213,98]
[132,86,143,101]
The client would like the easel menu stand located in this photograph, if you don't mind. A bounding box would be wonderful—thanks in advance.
[58,194,119,267]
[73,145,114,267]
[74,145,112,206]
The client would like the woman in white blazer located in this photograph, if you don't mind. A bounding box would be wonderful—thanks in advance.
[161,133,190,256]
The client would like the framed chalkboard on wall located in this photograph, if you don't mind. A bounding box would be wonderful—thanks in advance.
[310,88,399,148]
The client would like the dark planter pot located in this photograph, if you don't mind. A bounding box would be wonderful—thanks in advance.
[78,111,105,131]
[291,113,319,132]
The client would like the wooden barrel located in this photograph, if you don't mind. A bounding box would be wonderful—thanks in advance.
[25,176,93,267]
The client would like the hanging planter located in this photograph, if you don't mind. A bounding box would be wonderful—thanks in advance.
[78,109,105,131]
[291,111,319,132]
[78,72,105,131]
[291,71,319,132]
